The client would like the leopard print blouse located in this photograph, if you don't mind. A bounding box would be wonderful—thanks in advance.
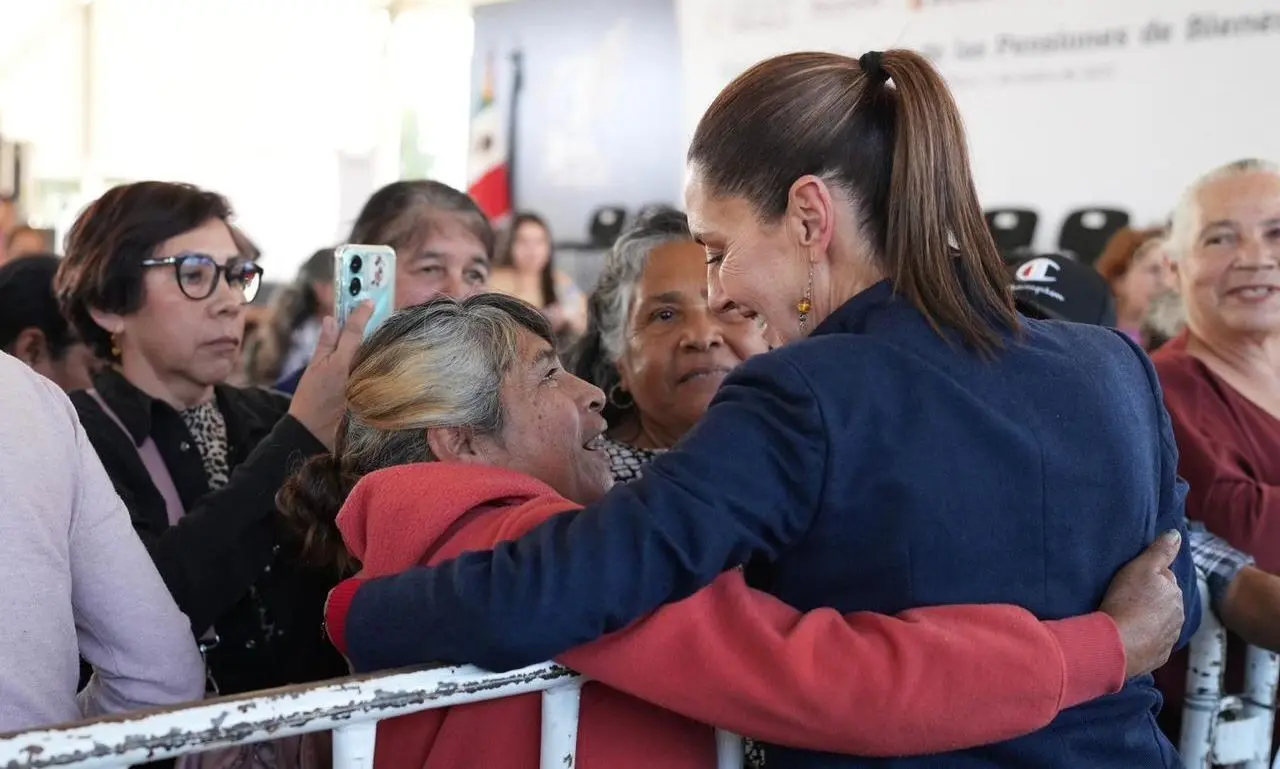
[179,401,231,489]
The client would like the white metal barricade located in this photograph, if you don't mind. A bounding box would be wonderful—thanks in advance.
[1180,577,1279,768]
[0,662,745,769]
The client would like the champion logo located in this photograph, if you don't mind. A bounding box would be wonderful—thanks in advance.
[1015,258,1060,284]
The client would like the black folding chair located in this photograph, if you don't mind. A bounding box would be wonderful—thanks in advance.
[588,206,628,249]
[985,208,1038,256]
[1058,208,1130,265]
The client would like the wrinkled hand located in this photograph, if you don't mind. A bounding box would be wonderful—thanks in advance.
[288,303,373,451]
[1101,530,1186,679]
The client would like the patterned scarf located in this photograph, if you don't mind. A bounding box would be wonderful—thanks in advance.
[179,401,231,489]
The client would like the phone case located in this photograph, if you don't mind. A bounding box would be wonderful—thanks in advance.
[334,244,397,340]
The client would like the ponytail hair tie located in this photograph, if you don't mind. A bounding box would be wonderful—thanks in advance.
[859,50,889,86]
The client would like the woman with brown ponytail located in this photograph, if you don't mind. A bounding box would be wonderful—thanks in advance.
[328,51,1198,768]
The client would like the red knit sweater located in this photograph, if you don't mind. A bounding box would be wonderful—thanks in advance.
[325,463,1125,768]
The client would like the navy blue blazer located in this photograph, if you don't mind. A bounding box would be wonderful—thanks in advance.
[343,280,1198,768]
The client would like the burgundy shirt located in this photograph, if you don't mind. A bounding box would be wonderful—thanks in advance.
[1153,333,1280,568]
[1151,331,1280,741]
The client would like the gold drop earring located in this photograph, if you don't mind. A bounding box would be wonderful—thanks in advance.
[797,265,814,335]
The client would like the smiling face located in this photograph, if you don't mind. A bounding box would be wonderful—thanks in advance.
[473,326,613,505]
[615,239,767,445]
[1173,170,1280,341]
[685,170,813,348]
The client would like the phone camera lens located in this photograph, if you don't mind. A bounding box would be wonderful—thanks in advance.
[349,255,363,273]
[349,277,362,297]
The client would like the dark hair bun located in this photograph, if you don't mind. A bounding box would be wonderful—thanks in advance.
[276,453,361,575]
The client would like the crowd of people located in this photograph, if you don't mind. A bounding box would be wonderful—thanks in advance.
[1,46,1278,769]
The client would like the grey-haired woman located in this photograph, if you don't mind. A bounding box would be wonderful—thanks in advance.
[569,207,768,481]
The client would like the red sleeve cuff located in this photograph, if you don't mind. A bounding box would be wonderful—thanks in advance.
[1043,612,1126,710]
[325,579,363,657]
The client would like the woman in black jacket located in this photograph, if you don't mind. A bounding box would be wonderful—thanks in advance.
[54,181,363,696]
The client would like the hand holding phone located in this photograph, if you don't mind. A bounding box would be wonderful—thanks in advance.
[334,244,397,340]
[289,302,373,450]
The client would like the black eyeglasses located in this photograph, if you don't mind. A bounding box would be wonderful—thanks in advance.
[140,254,264,303]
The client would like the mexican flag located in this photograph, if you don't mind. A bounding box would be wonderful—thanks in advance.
[467,53,513,223]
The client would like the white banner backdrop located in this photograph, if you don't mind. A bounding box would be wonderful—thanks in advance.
[675,0,1280,250]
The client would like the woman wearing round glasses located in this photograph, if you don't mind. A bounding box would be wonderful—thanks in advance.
[53,181,361,703]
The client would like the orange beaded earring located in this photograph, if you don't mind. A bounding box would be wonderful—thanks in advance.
[797,265,814,334]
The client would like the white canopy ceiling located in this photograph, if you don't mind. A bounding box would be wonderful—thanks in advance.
[0,0,491,276]
[0,1,77,85]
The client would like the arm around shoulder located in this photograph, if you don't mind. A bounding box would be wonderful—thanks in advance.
[341,352,830,672]
[558,571,1123,756]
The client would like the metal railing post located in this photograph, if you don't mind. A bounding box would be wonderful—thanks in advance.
[717,729,745,769]
[1181,576,1280,768]
[1243,645,1279,769]
[331,721,378,769]
[539,680,583,768]
[1182,579,1227,767]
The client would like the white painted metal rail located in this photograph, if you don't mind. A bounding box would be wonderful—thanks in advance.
[0,661,744,769]
[6,582,1278,769]
[1180,577,1279,769]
